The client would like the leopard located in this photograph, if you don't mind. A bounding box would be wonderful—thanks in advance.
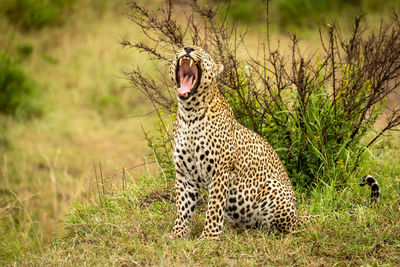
[168,45,379,240]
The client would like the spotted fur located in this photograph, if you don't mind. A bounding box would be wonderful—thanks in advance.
[168,46,378,240]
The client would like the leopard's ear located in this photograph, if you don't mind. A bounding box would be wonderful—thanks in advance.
[216,64,224,76]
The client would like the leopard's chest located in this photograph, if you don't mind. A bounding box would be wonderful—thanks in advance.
[173,118,218,188]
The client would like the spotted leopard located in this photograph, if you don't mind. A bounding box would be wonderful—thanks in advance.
[168,46,379,240]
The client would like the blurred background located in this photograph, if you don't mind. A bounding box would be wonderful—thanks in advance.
[0,0,399,261]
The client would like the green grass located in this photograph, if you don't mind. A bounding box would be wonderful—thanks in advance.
[11,132,399,266]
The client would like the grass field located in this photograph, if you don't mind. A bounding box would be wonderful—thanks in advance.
[16,131,400,266]
[1,0,399,265]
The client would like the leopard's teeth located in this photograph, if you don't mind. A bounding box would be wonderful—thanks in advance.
[189,59,193,67]
[184,92,188,98]
[179,58,183,66]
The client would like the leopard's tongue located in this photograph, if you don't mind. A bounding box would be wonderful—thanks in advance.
[178,75,193,96]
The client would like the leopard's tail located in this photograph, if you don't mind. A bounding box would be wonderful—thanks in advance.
[360,175,380,203]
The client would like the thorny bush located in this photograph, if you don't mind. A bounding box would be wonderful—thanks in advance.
[122,0,400,189]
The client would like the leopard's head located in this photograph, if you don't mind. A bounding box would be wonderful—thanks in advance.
[170,46,223,100]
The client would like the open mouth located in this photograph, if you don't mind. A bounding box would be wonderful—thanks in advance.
[175,56,201,99]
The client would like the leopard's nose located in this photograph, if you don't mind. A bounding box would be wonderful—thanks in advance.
[184,46,195,54]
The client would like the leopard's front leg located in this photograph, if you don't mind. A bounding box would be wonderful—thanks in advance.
[169,172,199,239]
[199,172,230,240]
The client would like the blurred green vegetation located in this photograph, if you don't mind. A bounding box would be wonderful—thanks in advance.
[0,50,42,119]
[1,0,76,30]
[221,0,266,23]
[276,0,399,30]
[16,43,34,58]
[218,0,400,30]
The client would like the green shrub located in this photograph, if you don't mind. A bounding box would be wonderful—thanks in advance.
[0,51,42,118]
[224,65,382,189]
